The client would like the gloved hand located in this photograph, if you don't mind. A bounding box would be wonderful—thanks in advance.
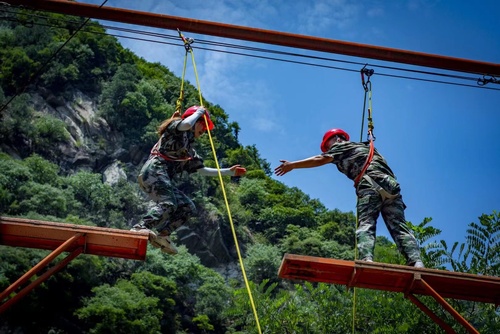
[230,165,247,177]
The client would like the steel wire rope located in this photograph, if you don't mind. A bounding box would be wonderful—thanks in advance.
[65,26,500,90]
[2,7,499,92]
[22,13,487,85]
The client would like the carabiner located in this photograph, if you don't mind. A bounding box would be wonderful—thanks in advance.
[360,65,374,92]
[177,28,194,52]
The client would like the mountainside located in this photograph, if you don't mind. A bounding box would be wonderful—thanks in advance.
[0,11,242,268]
[0,7,337,269]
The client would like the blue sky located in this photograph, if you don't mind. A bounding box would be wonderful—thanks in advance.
[81,0,500,249]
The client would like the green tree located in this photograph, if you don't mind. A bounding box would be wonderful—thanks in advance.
[107,179,145,229]
[407,217,446,269]
[225,145,271,175]
[244,243,282,285]
[0,155,33,214]
[372,235,403,264]
[465,211,500,276]
[0,94,34,151]
[0,46,35,96]
[236,178,268,215]
[318,208,355,237]
[65,171,113,224]
[31,113,70,156]
[22,154,61,186]
[226,280,353,334]
[76,278,164,334]
[0,247,64,333]
[354,289,441,334]
[257,205,317,242]
[99,63,141,130]
[279,225,334,257]
[195,271,231,331]
[18,182,70,217]
[438,211,500,276]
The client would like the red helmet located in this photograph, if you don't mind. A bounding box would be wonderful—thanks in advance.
[182,106,214,131]
[320,128,349,152]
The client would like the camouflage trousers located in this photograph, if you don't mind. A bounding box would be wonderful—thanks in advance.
[138,158,196,235]
[356,189,421,265]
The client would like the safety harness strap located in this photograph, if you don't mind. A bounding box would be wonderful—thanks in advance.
[353,136,374,187]
[359,174,398,201]
[150,139,192,162]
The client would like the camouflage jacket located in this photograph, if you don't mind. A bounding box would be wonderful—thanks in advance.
[322,141,401,194]
[149,119,204,177]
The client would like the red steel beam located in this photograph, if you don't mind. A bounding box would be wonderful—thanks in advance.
[0,245,84,314]
[3,0,500,76]
[279,254,500,305]
[417,277,480,334]
[419,278,479,334]
[406,294,455,334]
[0,233,85,313]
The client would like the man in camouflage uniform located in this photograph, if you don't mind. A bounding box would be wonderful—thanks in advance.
[274,128,424,268]
[131,106,246,254]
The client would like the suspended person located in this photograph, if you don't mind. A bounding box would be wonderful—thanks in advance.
[131,106,247,254]
[274,128,424,268]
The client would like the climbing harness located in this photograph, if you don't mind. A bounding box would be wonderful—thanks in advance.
[360,175,398,201]
[149,139,192,162]
[174,29,262,334]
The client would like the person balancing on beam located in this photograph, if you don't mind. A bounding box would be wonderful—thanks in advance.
[131,105,247,254]
[274,128,424,268]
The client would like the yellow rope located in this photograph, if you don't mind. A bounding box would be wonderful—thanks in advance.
[175,52,188,113]
[180,31,263,334]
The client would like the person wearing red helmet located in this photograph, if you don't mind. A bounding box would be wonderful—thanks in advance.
[131,106,246,254]
[274,128,424,268]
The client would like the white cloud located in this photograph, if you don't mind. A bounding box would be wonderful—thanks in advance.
[296,0,360,35]
[367,7,384,18]
[89,0,282,135]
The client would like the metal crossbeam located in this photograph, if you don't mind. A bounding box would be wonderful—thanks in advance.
[279,253,500,333]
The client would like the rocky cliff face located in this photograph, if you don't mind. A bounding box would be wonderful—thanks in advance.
[25,90,241,271]
[33,89,132,175]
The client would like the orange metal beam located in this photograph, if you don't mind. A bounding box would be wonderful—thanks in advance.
[0,216,149,313]
[416,275,480,334]
[406,294,456,334]
[279,254,500,333]
[0,234,84,314]
[279,254,500,304]
[3,0,499,76]
[0,216,148,260]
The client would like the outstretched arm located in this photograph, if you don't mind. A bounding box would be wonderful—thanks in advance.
[274,155,333,176]
[197,165,247,177]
